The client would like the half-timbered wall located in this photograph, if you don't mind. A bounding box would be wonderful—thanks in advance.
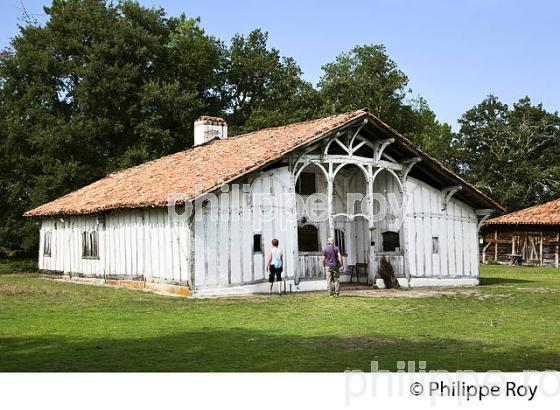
[38,208,192,284]
[193,166,298,289]
[404,177,479,278]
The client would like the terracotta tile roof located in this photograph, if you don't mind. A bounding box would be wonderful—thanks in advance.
[485,198,560,226]
[24,109,503,217]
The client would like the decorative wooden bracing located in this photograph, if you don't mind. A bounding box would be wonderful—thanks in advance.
[293,159,329,183]
[302,154,402,171]
[475,209,494,231]
[399,157,422,182]
[441,185,463,211]
[290,142,323,179]
[373,138,395,163]
[293,138,406,250]
[348,118,368,149]
[291,125,410,271]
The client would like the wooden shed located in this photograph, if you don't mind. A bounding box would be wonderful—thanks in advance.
[481,199,560,267]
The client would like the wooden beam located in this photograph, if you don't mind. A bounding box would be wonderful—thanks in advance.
[482,241,491,264]
[555,233,560,268]
[333,137,350,153]
[540,231,544,266]
[399,157,422,181]
[494,230,498,261]
[348,118,368,149]
[327,162,334,238]
[301,154,403,171]
[291,142,322,175]
[441,185,463,211]
[373,138,395,163]
[475,209,494,231]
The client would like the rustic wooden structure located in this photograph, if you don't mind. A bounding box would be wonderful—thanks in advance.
[25,109,503,295]
[482,199,560,267]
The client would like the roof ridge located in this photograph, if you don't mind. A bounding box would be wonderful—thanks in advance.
[224,109,368,142]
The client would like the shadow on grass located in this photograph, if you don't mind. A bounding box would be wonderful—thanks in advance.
[1,328,558,372]
[479,276,533,286]
[0,258,37,274]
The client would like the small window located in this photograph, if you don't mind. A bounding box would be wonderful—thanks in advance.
[82,231,99,259]
[296,172,316,195]
[432,237,439,254]
[44,231,52,257]
[382,231,400,252]
[335,228,346,255]
[298,224,320,252]
[253,234,263,253]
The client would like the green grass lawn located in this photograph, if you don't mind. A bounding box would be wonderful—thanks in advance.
[0,264,558,372]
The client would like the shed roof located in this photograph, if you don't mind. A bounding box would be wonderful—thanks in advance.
[484,198,560,226]
[24,109,504,217]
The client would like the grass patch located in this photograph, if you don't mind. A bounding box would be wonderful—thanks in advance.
[0,265,558,371]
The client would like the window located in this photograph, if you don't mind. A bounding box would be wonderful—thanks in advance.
[44,231,52,257]
[253,234,263,253]
[298,224,320,252]
[335,228,346,255]
[296,172,316,195]
[432,237,439,254]
[82,231,99,259]
[382,231,400,252]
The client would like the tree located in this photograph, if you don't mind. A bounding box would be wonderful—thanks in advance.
[0,0,223,256]
[319,44,409,119]
[221,29,322,133]
[455,95,560,211]
[318,44,453,162]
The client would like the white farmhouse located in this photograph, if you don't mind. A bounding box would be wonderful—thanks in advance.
[25,109,503,295]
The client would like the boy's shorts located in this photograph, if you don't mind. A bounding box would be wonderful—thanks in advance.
[268,265,282,282]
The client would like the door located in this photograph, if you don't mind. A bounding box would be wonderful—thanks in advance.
[513,234,541,263]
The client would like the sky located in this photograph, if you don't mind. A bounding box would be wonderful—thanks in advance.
[1,0,559,129]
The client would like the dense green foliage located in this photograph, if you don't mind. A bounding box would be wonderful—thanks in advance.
[0,0,558,256]
[0,264,558,371]
[0,0,224,255]
[455,95,560,211]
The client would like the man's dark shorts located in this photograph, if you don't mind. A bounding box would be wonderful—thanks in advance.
[268,265,282,283]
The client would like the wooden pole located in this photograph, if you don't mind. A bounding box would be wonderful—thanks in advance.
[327,162,335,239]
[494,229,498,262]
[556,233,560,267]
[540,231,543,266]
[367,164,375,284]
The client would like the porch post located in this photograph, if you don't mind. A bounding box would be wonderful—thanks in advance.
[327,162,335,238]
[367,164,375,284]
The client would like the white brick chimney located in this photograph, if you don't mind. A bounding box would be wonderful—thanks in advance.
[194,116,228,146]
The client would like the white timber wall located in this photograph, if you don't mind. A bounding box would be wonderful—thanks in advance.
[404,177,479,279]
[192,166,298,290]
[36,167,481,293]
[38,208,192,284]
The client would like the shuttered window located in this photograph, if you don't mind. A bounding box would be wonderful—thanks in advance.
[82,231,99,259]
[44,231,52,257]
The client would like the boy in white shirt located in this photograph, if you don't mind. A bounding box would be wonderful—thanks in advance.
[266,238,284,295]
